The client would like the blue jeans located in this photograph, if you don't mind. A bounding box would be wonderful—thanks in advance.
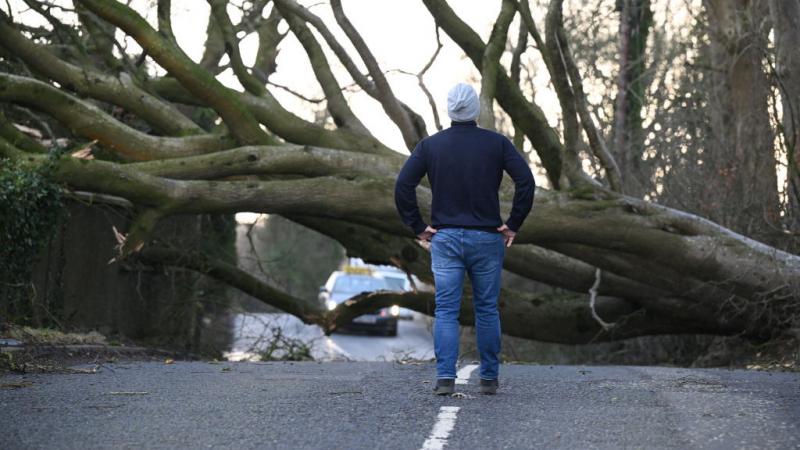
[430,228,504,380]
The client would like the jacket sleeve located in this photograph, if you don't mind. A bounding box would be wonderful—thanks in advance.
[501,137,535,232]
[394,141,429,235]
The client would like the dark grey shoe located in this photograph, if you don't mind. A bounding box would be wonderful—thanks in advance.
[433,378,455,395]
[480,378,498,395]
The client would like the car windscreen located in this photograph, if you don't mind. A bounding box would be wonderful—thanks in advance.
[382,276,406,291]
[332,275,385,295]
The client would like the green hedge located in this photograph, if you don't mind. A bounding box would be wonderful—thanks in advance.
[0,157,63,324]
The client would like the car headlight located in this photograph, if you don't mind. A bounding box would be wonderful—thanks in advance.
[326,299,338,311]
[389,305,400,316]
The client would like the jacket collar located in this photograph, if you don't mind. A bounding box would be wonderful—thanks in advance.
[450,120,477,127]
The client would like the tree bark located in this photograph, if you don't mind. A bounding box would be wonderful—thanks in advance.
[612,0,653,197]
[770,0,800,235]
[703,0,781,243]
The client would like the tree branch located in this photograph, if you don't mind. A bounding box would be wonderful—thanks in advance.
[329,0,422,149]
[479,0,515,130]
[549,0,623,191]
[157,0,176,43]
[208,0,268,96]
[138,247,327,324]
[510,15,528,153]
[0,110,48,153]
[0,12,203,136]
[418,26,444,131]
[128,144,404,180]
[0,73,232,161]
[277,5,371,135]
[149,77,395,155]
[544,0,594,189]
[137,242,727,343]
[252,5,285,81]
[74,0,275,145]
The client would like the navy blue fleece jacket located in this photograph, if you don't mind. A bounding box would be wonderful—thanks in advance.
[394,120,535,235]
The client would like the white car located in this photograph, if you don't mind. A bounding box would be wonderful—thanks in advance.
[373,268,418,320]
[318,270,399,336]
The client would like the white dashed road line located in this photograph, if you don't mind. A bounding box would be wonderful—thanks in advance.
[455,364,478,385]
[421,406,461,450]
[420,364,478,449]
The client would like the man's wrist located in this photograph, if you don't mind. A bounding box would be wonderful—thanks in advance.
[413,222,428,235]
[504,219,520,233]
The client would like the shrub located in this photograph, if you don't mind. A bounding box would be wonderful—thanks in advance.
[0,157,63,324]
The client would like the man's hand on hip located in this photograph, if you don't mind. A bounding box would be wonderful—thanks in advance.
[497,224,516,248]
[417,226,437,249]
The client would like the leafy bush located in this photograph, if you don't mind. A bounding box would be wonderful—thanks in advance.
[0,157,63,324]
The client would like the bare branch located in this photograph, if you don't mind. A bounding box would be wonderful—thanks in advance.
[0,11,203,136]
[199,12,225,70]
[252,5,286,81]
[137,247,327,325]
[128,144,404,180]
[157,0,175,42]
[267,80,325,103]
[510,10,528,153]
[543,0,622,192]
[419,26,444,131]
[514,0,547,63]
[74,0,275,146]
[149,77,395,155]
[0,73,231,161]
[208,0,268,96]
[272,0,376,95]
[557,23,624,192]
[277,5,371,135]
[330,0,422,148]
[544,0,589,188]
[479,0,515,130]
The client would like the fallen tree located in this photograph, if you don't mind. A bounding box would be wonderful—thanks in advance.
[0,0,797,344]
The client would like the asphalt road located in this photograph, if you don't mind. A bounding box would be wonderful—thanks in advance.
[2,362,799,449]
[227,313,435,361]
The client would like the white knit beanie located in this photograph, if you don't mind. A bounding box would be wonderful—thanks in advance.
[446,83,480,122]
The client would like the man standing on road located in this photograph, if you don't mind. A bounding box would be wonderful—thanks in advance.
[394,83,535,395]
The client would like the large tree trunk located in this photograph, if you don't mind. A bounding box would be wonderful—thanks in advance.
[612,0,654,197]
[770,0,800,239]
[703,0,781,244]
